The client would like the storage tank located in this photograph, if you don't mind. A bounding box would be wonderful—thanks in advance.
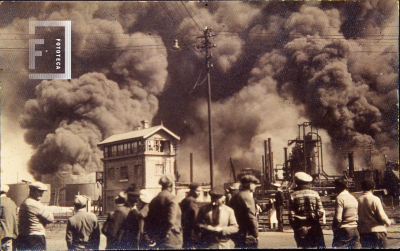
[7,183,51,206]
[65,183,101,206]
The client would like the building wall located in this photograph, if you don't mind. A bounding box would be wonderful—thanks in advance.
[102,131,178,213]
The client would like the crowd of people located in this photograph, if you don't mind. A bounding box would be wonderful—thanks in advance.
[0,171,394,250]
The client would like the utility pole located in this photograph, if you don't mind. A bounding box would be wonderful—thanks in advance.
[196,27,216,188]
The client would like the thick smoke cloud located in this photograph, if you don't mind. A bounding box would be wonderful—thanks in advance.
[1,1,398,184]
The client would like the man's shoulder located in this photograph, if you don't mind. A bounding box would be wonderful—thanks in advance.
[291,189,320,198]
[1,197,17,207]
[199,203,212,212]
[21,197,43,209]
[181,195,196,203]
[221,204,234,214]
[160,190,178,202]
[237,190,252,198]
[115,205,131,214]
[357,192,375,202]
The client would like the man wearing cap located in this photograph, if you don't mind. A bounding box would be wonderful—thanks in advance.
[272,183,285,232]
[1,184,18,251]
[101,191,127,249]
[179,182,201,249]
[226,183,240,206]
[332,178,361,249]
[357,179,391,249]
[118,183,142,249]
[145,174,183,249]
[229,174,259,249]
[195,187,239,249]
[16,181,54,251]
[103,189,131,250]
[289,172,325,249]
[66,196,100,250]
[138,189,152,249]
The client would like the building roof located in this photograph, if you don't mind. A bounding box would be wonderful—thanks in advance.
[98,125,180,146]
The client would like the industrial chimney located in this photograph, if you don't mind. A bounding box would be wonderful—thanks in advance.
[348,152,354,178]
[141,120,149,129]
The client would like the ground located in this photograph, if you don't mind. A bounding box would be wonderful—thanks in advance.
[46,225,400,250]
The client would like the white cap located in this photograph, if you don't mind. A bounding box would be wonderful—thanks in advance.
[29,181,48,191]
[294,172,313,183]
[74,195,87,207]
[272,182,281,187]
[1,184,10,193]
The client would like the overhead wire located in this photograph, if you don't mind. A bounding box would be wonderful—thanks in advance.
[180,1,202,31]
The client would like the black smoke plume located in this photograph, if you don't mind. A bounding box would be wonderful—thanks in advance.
[1,1,398,183]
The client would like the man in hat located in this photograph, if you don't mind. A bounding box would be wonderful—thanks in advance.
[195,187,239,249]
[118,183,142,249]
[332,178,361,249]
[145,174,183,249]
[137,189,152,249]
[16,181,54,251]
[226,183,240,206]
[179,182,201,249]
[103,189,131,250]
[272,183,285,232]
[1,184,18,251]
[289,172,325,249]
[358,179,391,249]
[229,174,259,248]
[66,196,100,250]
[101,191,127,249]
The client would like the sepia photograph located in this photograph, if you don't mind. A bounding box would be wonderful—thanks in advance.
[1,1,399,249]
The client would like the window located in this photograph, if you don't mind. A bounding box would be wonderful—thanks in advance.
[120,166,128,179]
[155,164,165,175]
[118,144,124,156]
[111,145,117,157]
[155,141,160,151]
[104,147,108,158]
[134,165,141,176]
[139,141,145,152]
[133,141,138,154]
[160,141,170,153]
[124,143,128,155]
[148,140,154,151]
[107,167,115,179]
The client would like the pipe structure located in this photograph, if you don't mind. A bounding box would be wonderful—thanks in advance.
[271,152,274,183]
[284,147,288,179]
[264,140,269,188]
[190,153,193,183]
[262,155,265,191]
[268,138,272,183]
[348,152,354,178]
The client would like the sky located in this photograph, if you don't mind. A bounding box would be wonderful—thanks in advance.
[0,1,398,185]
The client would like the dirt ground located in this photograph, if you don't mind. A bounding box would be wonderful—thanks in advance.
[46,224,400,250]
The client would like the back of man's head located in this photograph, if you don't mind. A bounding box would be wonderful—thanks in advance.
[334,179,347,192]
[361,179,375,191]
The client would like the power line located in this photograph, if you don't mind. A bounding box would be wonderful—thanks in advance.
[180,1,202,31]
[169,2,189,26]
[186,2,205,29]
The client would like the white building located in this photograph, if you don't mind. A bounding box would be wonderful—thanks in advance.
[97,121,180,213]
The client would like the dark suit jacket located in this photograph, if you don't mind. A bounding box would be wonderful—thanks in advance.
[145,190,182,248]
[229,190,258,238]
[0,196,18,239]
[101,204,130,250]
[179,195,199,246]
[66,209,100,250]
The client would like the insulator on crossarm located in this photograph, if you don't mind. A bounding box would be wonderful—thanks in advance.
[172,39,180,50]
